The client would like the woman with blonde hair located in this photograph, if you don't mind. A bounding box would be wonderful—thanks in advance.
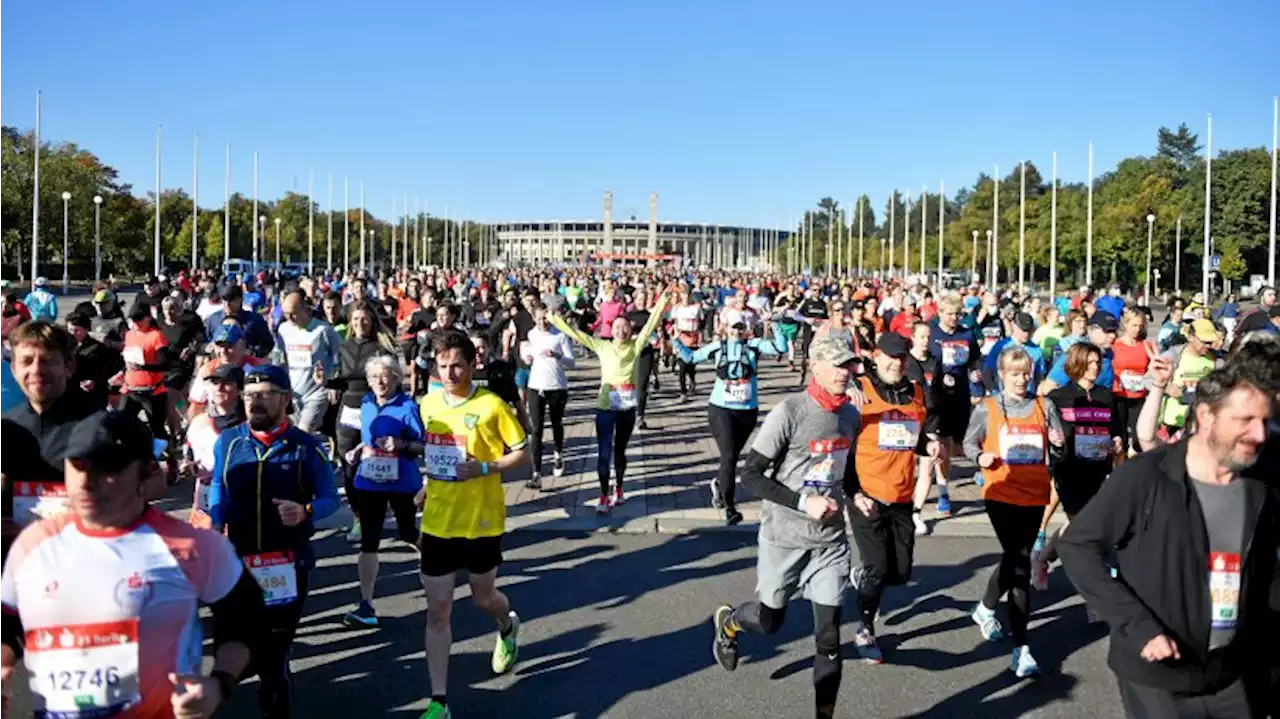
[963,345,1066,678]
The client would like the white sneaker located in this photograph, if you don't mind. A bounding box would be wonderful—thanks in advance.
[1011,645,1040,678]
[595,495,611,515]
[552,452,565,477]
[971,603,1003,642]
[912,512,930,537]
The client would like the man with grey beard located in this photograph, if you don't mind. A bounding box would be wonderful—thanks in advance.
[1059,361,1277,718]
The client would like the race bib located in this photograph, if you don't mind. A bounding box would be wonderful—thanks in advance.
[940,341,969,367]
[980,330,1000,356]
[193,478,212,514]
[425,433,467,480]
[12,482,70,525]
[608,383,637,411]
[725,380,752,404]
[360,450,399,483]
[286,343,313,369]
[25,619,141,717]
[802,437,850,490]
[1119,371,1146,394]
[1209,551,1241,631]
[877,411,921,451]
[1074,425,1112,461]
[245,551,298,606]
[998,425,1045,465]
[122,347,144,366]
[339,405,363,430]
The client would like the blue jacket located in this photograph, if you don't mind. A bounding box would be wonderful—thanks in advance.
[981,337,1047,396]
[357,392,426,494]
[674,334,787,410]
[207,423,339,568]
[23,289,57,322]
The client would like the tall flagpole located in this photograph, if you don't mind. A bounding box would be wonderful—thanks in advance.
[251,151,259,270]
[1269,96,1278,286]
[1086,142,1094,286]
[359,182,367,270]
[30,90,40,287]
[936,181,944,293]
[155,125,163,275]
[223,143,230,273]
[390,196,397,270]
[1050,152,1058,298]
[1203,114,1213,299]
[414,197,420,269]
[192,134,199,270]
[403,192,410,273]
[919,187,927,277]
[326,174,333,272]
[1018,161,1026,294]
[857,197,864,277]
[991,165,999,287]
[888,192,896,278]
[307,171,314,275]
[342,177,349,274]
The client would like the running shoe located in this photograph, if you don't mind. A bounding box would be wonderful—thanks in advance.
[595,495,611,515]
[973,473,985,489]
[935,494,952,517]
[854,627,883,664]
[343,600,378,628]
[638,418,649,430]
[525,472,542,490]
[419,699,452,719]
[492,611,520,675]
[912,512,930,537]
[345,519,363,544]
[971,602,1003,642]
[725,508,744,526]
[612,486,626,506]
[679,392,688,403]
[1011,645,1040,678]
[552,452,565,477]
[712,605,739,671]
[709,483,726,510]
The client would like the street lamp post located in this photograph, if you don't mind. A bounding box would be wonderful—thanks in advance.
[1145,213,1156,302]
[984,230,993,285]
[258,215,266,270]
[60,191,71,294]
[93,195,103,282]
[970,230,979,279]
[274,218,282,266]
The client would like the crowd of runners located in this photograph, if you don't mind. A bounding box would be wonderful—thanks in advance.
[0,264,1278,718]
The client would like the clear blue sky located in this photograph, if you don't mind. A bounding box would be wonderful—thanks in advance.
[3,0,1276,228]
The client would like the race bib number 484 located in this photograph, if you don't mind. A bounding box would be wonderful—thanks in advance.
[245,551,298,606]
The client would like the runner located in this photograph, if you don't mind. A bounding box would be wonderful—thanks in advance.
[341,355,425,628]
[1059,359,1277,718]
[1110,308,1154,456]
[904,321,943,535]
[207,365,340,717]
[963,345,1066,677]
[1,411,267,719]
[670,288,704,401]
[416,328,529,719]
[1040,310,1119,396]
[187,323,265,420]
[672,315,787,525]
[66,310,123,407]
[710,336,863,719]
[183,364,246,530]
[548,287,671,514]
[276,290,343,434]
[121,303,177,468]
[624,289,663,429]
[846,332,942,662]
[520,304,575,490]
[928,293,982,517]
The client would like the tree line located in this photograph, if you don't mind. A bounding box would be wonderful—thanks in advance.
[788,124,1275,290]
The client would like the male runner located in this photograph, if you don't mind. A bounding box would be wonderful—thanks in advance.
[711,336,865,719]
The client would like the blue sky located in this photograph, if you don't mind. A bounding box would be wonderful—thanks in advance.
[3,0,1276,228]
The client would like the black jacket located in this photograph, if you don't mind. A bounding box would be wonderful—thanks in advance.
[72,337,123,406]
[1058,439,1277,694]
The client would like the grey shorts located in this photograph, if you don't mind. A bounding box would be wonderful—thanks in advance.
[755,536,851,609]
[293,395,329,433]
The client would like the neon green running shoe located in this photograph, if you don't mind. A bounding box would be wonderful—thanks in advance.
[491,610,521,674]
[419,699,452,719]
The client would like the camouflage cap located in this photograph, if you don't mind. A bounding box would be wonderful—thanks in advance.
[809,336,857,366]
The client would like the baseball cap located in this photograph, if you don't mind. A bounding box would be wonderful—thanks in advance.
[809,336,858,366]
[1088,310,1120,332]
[93,290,112,303]
[1012,312,1036,333]
[35,276,49,287]
[244,364,291,392]
[66,312,92,330]
[1189,318,1221,343]
[144,275,161,286]
[208,363,245,387]
[876,332,910,358]
[65,411,155,473]
[212,323,245,346]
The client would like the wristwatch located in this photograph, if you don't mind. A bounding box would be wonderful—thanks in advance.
[210,669,237,702]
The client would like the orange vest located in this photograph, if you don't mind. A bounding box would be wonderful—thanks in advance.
[854,376,926,504]
[980,396,1052,506]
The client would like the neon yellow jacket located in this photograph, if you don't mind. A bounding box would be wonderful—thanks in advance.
[549,293,669,410]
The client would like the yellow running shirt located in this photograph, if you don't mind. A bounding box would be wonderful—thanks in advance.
[418,385,527,539]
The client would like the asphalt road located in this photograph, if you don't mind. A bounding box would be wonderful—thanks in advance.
[197,530,1120,719]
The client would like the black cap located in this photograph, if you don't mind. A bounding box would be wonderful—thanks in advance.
[1089,310,1120,332]
[208,363,245,387]
[877,331,910,358]
[128,302,152,321]
[221,284,244,301]
[66,312,92,329]
[144,275,161,286]
[65,411,155,473]
[1013,312,1036,333]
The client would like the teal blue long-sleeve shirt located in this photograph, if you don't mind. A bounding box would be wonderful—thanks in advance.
[673,332,787,410]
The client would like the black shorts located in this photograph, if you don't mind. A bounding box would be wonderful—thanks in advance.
[936,399,971,443]
[418,533,503,577]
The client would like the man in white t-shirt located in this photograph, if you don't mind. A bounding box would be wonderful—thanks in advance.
[275,291,342,432]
